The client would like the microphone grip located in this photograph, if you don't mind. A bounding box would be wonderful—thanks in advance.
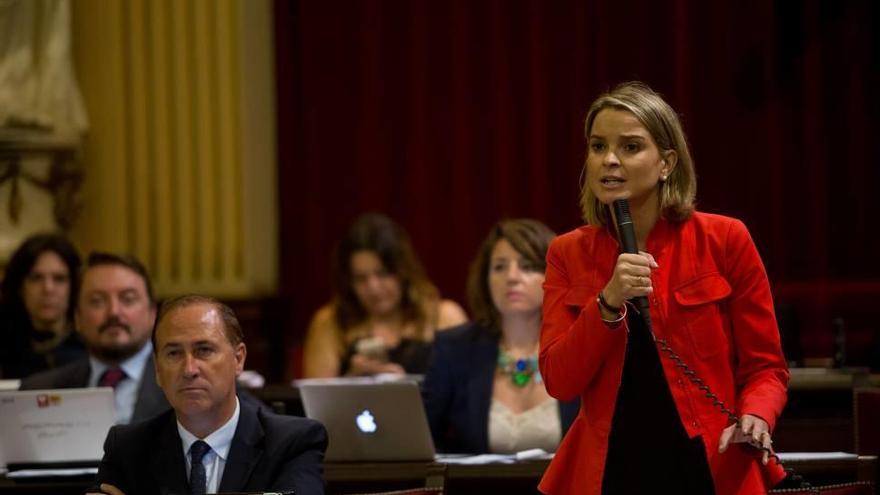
[611,199,652,326]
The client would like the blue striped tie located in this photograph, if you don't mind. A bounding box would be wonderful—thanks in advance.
[189,440,211,495]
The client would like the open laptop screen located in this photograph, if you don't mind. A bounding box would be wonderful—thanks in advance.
[0,388,114,470]
[298,380,435,462]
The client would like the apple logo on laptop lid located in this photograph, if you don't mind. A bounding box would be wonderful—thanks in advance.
[356,409,377,434]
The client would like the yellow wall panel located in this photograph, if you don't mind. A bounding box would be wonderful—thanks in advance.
[70,0,277,298]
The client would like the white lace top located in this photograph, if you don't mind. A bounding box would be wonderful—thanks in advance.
[487,398,562,454]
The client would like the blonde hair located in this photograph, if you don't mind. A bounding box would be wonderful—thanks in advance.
[579,82,697,226]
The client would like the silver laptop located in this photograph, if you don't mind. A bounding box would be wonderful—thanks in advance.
[299,380,435,461]
[0,388,115,469]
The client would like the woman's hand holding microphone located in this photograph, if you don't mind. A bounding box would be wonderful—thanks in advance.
[599,251,658,320]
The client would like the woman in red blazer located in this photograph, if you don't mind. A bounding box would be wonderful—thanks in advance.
[538,82,789,495]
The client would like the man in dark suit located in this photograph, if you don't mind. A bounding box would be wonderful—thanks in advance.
[89,295,327,495]
[21,252,169,424]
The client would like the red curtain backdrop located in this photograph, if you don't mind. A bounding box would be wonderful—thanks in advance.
[274,0,879,377]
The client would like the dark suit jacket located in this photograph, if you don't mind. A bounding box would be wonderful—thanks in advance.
[19,354,170,423]
[96,397,327,495]
[423,322,580,454]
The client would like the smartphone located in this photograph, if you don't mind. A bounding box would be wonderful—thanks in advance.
[355,336,388,361]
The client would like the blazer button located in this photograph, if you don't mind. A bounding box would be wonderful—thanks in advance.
[676,379,684,386]
[692,420,699,428]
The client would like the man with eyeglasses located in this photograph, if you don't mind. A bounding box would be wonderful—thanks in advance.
[21,252,169,424]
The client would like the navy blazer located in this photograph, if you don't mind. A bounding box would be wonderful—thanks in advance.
[95,396,327,495]
[19,354,170,424]
[423,322,579,454]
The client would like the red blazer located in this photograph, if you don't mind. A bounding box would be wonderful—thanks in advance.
[538,212,789,495]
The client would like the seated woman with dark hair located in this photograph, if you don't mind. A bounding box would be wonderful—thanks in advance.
[0,233,85,378]
[303,213,467,377]
[423,219,579,454]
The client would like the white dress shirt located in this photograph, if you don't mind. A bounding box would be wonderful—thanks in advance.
[88,342,153,424]
[177,398,241,494]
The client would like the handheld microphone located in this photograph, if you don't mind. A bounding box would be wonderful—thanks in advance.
[612,199,652,329]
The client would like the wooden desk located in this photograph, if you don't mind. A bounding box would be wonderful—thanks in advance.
[326,457,878,494]
[788,368,880,391]
[249,383,304,416]
[777,456,878,487]
[0,474,93,495]
[326,459,548,494]
[1,456,875,494]
[775,369,880,453]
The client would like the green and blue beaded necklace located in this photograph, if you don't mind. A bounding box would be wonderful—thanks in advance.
[497,349,542,387]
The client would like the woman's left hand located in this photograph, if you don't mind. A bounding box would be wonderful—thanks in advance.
[718,414,773,465]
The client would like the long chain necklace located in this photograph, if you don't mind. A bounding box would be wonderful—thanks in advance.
[497,348,542,387]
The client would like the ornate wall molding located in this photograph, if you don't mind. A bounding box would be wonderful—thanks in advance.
[0,128,83,228]
[69,0,278,298]
[0,127,83,261]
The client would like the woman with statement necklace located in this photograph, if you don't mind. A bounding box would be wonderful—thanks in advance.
[423,219,579,454]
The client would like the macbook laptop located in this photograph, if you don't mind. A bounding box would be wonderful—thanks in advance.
[0,388,115,470]
[299,380,435,462]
